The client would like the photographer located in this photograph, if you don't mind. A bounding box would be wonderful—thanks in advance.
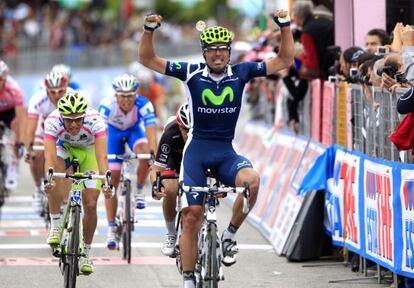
[379,52,411,92]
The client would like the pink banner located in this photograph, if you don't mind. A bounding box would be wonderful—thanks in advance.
[311,79,322,142]
[321,82,335,146]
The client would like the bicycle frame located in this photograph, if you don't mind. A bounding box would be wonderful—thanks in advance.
[108,152,153,263]
[176,179,250,288]
[48,161,111,288]
[0,125,15,210]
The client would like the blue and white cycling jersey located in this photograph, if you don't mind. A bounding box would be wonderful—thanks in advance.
[165,61,267,206]
[98,95,156,168]
[98,95,156,131]
[165,61,267,141]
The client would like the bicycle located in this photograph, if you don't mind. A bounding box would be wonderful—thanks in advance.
[155,171,250,288]
[153,171,180,258]
[48,159,111,288]
[0,122,16,212]
[108,152,153,263]
[28,144,50,228]
[0,123,8,210]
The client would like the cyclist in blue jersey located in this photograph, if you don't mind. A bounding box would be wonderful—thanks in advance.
[98,74,157,249]
[139,10,294,288]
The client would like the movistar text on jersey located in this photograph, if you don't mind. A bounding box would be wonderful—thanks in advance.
[197,107,237,114]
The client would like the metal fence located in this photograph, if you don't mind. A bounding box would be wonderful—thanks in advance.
[286,80,408,162]
[348,84,404,161]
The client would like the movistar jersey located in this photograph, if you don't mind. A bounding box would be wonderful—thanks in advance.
[165,61,267,140]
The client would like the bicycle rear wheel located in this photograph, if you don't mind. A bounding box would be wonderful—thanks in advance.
[206,223,218,288]
[122,180,132,263]
[64,206,80,288]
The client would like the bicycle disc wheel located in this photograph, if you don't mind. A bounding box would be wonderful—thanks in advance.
[122,180,132,263]
[206,223,218,288]
[64,206,80,288]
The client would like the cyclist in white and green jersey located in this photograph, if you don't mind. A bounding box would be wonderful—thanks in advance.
[43,90,112,274]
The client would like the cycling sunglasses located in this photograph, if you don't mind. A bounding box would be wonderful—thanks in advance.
[62,115,85,124]
[116,92,136,98]
[48,88,66,94]
[204,45,230,53]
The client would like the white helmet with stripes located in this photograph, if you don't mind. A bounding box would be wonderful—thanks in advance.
[112,74,139,92]
[44,71,68,89]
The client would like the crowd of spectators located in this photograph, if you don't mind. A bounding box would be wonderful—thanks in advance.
[0,1,197,63]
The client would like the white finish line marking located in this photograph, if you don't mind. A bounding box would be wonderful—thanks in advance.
[0,242,273,250]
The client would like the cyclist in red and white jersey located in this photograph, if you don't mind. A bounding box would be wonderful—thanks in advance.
[25,71,69,214]
[0,60,26,154]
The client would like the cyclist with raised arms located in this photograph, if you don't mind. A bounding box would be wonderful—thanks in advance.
[25,71,69,215]
[43,90,111,274]
[150,103,190,257]
[139,10,294,287]
[98,74,157,249]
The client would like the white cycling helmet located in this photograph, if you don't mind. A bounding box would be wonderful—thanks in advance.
[112,74,139,93]
[176,103,191,130]
[0,60,9,78]
[44,71,68,89]
[52,64,72,81]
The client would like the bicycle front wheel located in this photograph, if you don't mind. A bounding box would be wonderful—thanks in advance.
[122,180,132,263]
[0,162,7,209]
[205,223,218,288]
[64,205,80,288]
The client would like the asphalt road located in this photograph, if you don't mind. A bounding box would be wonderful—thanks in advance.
[0,164,390,288]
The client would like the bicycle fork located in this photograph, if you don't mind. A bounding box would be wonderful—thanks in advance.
[56,191,85,272]
[197,196,224,283]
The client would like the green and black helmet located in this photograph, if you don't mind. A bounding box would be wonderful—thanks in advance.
[57,90,88,115]
[200,26,233,49]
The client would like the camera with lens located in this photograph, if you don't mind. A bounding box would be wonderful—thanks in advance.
[395,72,407,84]
[359,74,371,85]
[377,65,407,83]
[377,65,398,78]
[348,67,360,83]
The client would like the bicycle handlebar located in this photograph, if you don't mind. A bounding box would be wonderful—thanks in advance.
[26,143,45,160]
[32,145,45,151]
[48,167,112,185]
[107,151,154,161]
[179,182,251,214]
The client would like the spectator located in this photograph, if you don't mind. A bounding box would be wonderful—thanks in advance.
[281,66,308,133]
[311,0,333,20]
[364,28,391,54]
[339,46,364,81]
[292,1,334,80]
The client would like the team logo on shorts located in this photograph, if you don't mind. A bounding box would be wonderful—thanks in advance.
[161,144,170,154]
[236,160,250,169]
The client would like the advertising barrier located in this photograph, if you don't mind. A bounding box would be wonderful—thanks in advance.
[235,122,325,254]
[298,144,414,278]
